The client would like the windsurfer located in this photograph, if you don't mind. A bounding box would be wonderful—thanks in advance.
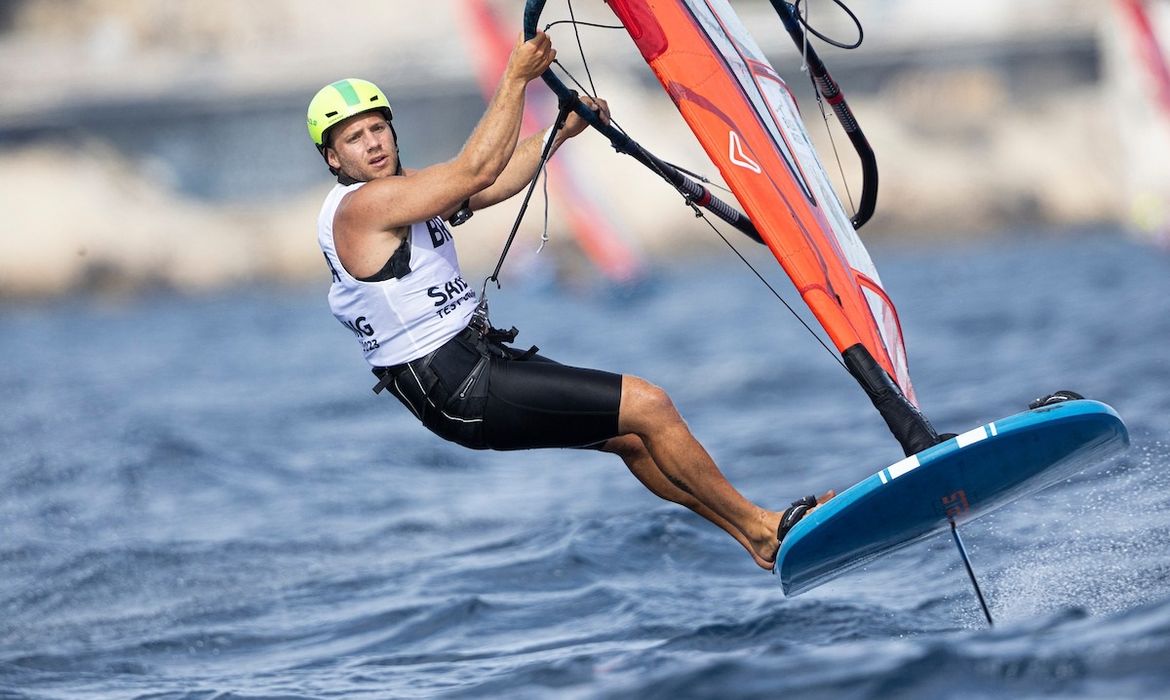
[307,32,831,570]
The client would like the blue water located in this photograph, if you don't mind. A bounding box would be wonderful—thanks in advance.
[2,231,1168,699]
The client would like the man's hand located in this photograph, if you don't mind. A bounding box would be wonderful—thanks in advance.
[561,96,610,140]
[505,31,556,84]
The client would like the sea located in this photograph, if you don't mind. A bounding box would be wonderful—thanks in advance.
[2,230,1168,699]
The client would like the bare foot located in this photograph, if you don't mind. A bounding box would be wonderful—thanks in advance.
[752,490,836,571]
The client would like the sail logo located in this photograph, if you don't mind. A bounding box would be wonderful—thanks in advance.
[728,131,761,173]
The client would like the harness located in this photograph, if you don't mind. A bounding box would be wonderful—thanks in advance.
[370,324,537,397]
[368,323,540,451]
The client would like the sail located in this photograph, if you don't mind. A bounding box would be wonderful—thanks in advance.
[607,0,916,403]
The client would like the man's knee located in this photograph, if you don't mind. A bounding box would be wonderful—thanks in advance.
[621,376,680,427]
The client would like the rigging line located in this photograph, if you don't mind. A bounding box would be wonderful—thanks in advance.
[698,206,849,372]
[551,61,638,144]
[811,75,858,217]
[548,40,641,147]
[537,164,551,253]
[548,44,634,143]
[793,0,864,50]
[486,103,574,286]
[661,159,734,195]
[566,0,598,97]
[800,0,810,72]
[543,19,624,31]
[551,60,655,153]
[551,60,596,99]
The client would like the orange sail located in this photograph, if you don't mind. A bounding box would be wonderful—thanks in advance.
[607,0,915,402]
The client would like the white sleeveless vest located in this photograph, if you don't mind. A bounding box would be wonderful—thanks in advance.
[317,182,476,366]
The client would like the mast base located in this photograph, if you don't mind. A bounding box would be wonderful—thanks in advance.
[842,344,940,456]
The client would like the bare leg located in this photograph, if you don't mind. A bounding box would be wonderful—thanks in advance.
[600,434,773,567]
[610,375,807,569]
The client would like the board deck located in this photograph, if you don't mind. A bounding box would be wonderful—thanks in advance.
[776,400,1129,596]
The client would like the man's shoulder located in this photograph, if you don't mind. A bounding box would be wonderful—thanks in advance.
[319,182,365,228]
[324,180,368,207]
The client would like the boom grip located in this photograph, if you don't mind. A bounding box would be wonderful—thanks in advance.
[695,186,747,226]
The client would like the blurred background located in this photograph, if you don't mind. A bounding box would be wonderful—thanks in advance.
[3,4,1170,697]
[1,0,1168,299]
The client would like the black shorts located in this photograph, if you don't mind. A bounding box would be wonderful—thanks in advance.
[372,326,622,451]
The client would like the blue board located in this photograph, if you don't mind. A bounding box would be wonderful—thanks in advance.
[776,400,1129,595]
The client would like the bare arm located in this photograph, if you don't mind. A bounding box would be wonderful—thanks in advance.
[335,33,557,238]
[459,96,611,213]
[462,127,560,212]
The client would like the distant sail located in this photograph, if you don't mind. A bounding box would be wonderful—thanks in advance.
[607,0,916,402]
[1117,0,1170,117]
[1111,0,1170,247]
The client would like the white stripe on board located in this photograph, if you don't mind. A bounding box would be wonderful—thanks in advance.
[989,422,999,437]
[956,426,990,448]
[887,454,921,480]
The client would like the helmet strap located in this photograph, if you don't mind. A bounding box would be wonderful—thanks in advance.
[389,120,403,176]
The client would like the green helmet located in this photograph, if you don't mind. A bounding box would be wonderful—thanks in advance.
[307,78,393,149]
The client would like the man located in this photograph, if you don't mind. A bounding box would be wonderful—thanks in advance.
[307,32,831,571]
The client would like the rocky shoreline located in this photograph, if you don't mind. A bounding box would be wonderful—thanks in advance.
[0,0,1150,299]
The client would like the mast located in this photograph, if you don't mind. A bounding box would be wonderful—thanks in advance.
[770,0,940,454]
